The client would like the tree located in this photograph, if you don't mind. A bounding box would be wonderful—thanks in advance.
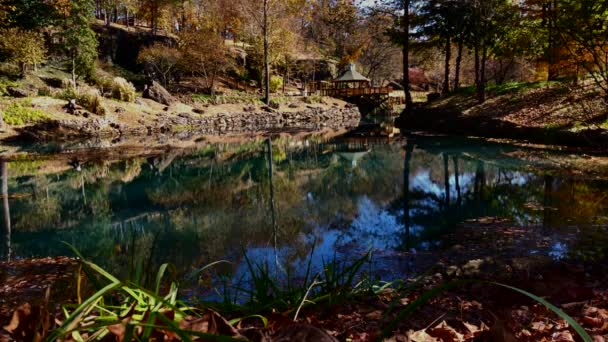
[416,0,472,94]
[179,30,233,95]
[464,0,517,103]
[62,0,98,87]
[557,0,608,98]
[238,0,301,104]
[263,0,270,104]
[0,28,47,77]
[8,0,65,30]
[383,0,414,108]
[357,12,402,85]
[138,43,181,86]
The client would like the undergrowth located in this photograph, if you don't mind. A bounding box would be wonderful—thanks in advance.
[35,244,592,341]
[2,99,51,125]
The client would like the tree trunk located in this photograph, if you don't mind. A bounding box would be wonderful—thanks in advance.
[442,36,451,96]
[263,0,270,105]
[474,41,480,98]
[71,57,77,89]
[402,0,413,109]
[547,0,559,81]
[0,109,5,133]
[2,161,11,261]
[479,42,487,103]
[453,35,464,91]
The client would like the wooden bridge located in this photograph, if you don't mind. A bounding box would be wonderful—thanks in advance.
[306,64,405,111]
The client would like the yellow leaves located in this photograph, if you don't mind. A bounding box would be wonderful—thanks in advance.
[0,28,47,69]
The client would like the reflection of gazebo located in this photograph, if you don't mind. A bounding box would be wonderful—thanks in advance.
[333,64,370,89]
[338,150,371,168]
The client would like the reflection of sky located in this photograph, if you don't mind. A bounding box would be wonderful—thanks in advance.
[549,242,568,260]
[235,196,425,285]
[411,171,475,198]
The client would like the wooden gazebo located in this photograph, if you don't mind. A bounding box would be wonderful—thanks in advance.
[332,64,371,89]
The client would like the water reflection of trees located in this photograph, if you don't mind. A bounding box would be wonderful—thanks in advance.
[2,137,608,278]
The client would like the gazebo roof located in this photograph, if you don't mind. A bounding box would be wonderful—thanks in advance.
[333,64,370,83]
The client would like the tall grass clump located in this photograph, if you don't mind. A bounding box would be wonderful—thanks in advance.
[46,244,239,341]
[110,77,136,102]
[79,88,107,116]
[212,248,388,319]
[58,86,107,116]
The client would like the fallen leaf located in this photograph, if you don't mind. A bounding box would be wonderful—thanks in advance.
[429,321,464,341]
[409,329,439,342]
[551,331,575,342]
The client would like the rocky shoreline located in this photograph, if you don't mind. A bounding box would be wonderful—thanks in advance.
[396,107,608,149]
[13,104,361,142]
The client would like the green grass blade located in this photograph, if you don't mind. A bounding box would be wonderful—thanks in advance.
[46,282,122,341]
[491,282,592,342]
[155,263,169,295]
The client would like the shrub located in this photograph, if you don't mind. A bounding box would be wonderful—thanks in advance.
[57,86,107,116]
[0,79,18,96]
[79,89,106,116]
[110,77,136,102]
[269,75,283,93]
[137,43,181,86]
[3,100,50,125]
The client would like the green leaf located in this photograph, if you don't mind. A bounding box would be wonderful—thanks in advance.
[491,282,592,342]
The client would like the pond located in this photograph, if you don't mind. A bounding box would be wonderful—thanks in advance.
[1,130,608,300]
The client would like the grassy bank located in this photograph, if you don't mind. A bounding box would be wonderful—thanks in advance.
[398,80,608,148]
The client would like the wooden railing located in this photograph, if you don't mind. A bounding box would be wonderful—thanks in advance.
[319,87,393,97]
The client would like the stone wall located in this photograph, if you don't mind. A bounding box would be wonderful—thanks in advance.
[16,105,361,141]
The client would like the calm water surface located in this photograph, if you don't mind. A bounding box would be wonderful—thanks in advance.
[1,132,608,294]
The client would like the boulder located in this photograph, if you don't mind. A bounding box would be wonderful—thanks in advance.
[143,81,174,105]
[7,87,29,98]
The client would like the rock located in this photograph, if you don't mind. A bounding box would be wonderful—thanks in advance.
[243,105,256,112]
[40,77,64,88]
[143,81,174,105]
[7,87,29,98]
[288,103,299,108]
[115,107,126,114]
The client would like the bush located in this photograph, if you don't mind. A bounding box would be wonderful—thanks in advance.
[2,100,50,125]
[269,75,283,93]
[79,88,106,116]
[110,77,136,102]
[57,86,107,116]
[0,79,18,96]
